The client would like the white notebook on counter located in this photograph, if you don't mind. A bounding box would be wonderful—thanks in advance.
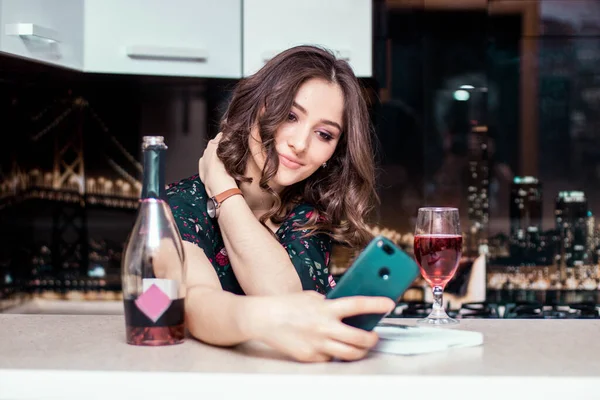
[372,323,484,356]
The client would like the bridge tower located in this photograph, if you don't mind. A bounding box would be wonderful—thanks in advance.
[51,97,88,278]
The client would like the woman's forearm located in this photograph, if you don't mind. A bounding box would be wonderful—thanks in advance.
[185,285,264,346]
[217,195,302,295]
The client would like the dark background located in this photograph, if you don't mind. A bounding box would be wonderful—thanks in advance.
[2,1,600,305]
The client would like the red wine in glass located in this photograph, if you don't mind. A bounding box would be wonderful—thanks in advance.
[414,234,463,288]
[414,207,462,325]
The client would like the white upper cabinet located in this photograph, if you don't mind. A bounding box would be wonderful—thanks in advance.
[242,0,372,77]
[0,0,84,70]
[0,1,373,78]
[83,0,242,78]
[0,1,3,50]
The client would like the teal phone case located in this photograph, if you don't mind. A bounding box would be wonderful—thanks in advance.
[326,235,420,331]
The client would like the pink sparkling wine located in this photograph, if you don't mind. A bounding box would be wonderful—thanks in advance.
[122,136,186,346]
[414,234,462,288]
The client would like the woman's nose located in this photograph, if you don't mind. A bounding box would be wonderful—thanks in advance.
[288,129,310,153]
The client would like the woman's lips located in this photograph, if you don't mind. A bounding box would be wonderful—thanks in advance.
[279,154,303,170]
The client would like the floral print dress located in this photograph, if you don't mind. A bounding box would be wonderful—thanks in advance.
[166,175,336,295]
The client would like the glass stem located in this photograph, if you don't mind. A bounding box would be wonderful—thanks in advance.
[432,286,446,317]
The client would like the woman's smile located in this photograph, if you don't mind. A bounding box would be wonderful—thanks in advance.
[279,153,304,170]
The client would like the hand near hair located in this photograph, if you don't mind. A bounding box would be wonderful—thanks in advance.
[198,132,237,197]
[247,291,395,363]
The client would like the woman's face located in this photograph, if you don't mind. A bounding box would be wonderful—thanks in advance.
[249,78,344,192]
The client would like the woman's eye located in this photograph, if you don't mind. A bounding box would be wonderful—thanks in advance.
[318,131,333,141]
[287,113,297,122]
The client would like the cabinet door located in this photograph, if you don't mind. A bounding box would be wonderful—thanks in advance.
[0,0,83,70]
[83,0,242,78]
[0,0,2,50]
[243,0,372,77]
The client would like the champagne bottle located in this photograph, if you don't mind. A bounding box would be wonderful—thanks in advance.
[121,136,186,346]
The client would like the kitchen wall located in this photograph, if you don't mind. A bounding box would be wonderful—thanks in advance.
[3,0,600,313]
[371,0,600,308]
[0,55,225,304]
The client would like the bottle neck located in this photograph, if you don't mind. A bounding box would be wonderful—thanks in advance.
[141,146,166,200]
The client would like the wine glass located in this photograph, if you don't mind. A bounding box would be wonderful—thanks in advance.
[414,207,462,325]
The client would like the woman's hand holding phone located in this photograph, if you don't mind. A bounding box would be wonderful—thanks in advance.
[246,291,394,363]
[326,236,420,331]
[244,236,415,362]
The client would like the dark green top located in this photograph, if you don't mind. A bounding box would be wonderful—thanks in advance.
[166,175,335,295]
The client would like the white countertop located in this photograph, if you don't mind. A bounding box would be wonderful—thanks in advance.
[1,314,600,399]
[3,298,123,315]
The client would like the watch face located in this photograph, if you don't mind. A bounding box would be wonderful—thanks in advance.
[207,198,217,218]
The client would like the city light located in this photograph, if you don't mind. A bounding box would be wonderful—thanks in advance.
[453,89,470,101]
[513,176,538,184]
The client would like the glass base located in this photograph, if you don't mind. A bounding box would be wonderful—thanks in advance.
[417,315,459,325]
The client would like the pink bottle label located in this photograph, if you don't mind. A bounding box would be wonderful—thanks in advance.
[135,284,172,323]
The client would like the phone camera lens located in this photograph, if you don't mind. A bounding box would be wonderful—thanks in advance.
[382,243,395,255]
[379,267,390,280]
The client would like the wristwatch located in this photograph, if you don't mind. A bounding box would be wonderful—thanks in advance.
[207,188,243,218]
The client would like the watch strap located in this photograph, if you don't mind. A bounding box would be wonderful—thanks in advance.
[214,188,243,207]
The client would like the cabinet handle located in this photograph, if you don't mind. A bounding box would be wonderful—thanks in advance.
[262,49,351,62]
[5,23,60,43]
[126,46,208,62]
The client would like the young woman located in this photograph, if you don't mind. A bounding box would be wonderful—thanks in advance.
[166,45,394,363]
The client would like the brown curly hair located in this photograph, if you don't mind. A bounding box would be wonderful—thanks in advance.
[217,45,377,248]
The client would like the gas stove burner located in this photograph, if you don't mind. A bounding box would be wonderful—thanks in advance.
[505,302,600,319]
[459,302,499,318]
[392,301,432,318]
[390,301,600,319]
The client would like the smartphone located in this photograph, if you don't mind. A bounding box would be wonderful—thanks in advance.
[326,235,419,331]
